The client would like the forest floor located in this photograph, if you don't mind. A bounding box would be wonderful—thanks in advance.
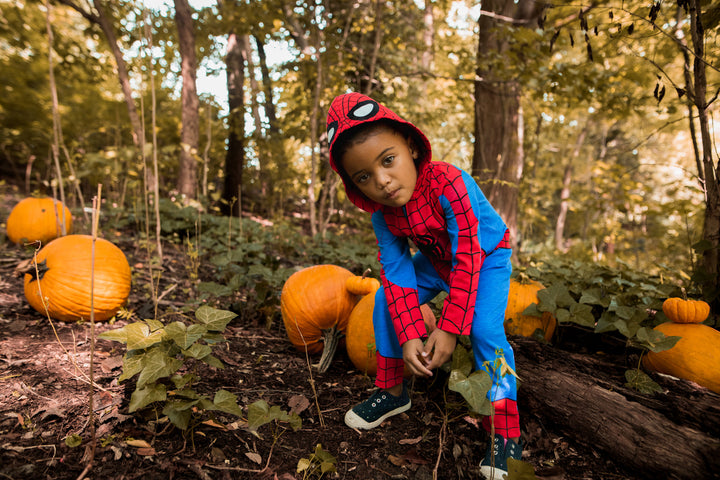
[0,194,695,480]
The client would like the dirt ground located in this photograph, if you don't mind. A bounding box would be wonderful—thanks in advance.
[0,201,666,480]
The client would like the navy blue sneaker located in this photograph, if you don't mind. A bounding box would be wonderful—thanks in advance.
[344,386,411,429]
[479,433,522,480]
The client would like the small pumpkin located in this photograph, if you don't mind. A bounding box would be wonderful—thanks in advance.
[504,276,556,342]
[345,292,436,377]
[642,322,720,394]
[345,269,381,296]
[280,265,359,371]
[6,197,73,246]
[24,235,132,322]
[662,297,710,324]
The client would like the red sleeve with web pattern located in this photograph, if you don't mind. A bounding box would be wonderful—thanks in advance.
[435,170,484,336]
[372,211,426,344]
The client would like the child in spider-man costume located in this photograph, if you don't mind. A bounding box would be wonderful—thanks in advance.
[327,92,521,479]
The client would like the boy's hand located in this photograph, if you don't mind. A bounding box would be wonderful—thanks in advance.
[402,338,434,377]
[423,329,457,370]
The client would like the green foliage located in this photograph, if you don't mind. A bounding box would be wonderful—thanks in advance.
[296,444,337,479]
[247,399,302,433]
[98,306,244,431]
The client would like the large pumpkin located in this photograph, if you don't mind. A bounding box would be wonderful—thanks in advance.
[642,322,720,394]
[504,277,556,341]
[345,292,437,377]
[24,235,131,322]
[280,265,359,368]
[6,197,73,246]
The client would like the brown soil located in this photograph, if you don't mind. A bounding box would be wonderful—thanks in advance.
[0,194,659,480]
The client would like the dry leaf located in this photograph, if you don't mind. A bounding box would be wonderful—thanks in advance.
[246,452,262,464]
[288,394,310,414]
[388,454,405,467]
[399,436,423,445]
[126,439,152,448]
[136,447,156,456]
[202,419,227,429]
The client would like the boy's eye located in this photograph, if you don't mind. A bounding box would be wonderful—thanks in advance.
[382,155,395,166]
[355,173,370,184]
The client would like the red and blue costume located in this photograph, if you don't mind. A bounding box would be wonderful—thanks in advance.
[327,92,520,438]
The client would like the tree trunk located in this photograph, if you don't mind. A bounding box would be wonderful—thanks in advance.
[472,0,543,251]
[222,32,245,217]
[173,0,199,201]
[554,124,588,252]
[56,0,144,149]
[688,0,720,308]
[513,336,720,479]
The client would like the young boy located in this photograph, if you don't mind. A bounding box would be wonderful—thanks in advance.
[326,92,522,479]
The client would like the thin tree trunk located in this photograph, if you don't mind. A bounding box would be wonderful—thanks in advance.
[174,0,199,201]
[240,34,268,198]
[555,124,588,252]
[362,0,383,96]
[223,32,245,217]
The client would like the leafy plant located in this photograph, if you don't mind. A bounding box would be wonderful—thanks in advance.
[296,444,337,479]
[98,306,244,430]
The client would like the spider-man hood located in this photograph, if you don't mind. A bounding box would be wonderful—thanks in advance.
[327,92,432,213]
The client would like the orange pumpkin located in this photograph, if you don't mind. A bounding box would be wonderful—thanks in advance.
[345,271,381,296]
[24,235,131,322]
[345,292,436,377]
[662,297,710,324]
[6,197,73,246]
[642,322,720,394]
[504,277,556,341]
[280,265,359,360]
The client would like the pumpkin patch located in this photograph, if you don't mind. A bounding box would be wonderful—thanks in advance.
[23,234,131,322]
[6,197,73,246]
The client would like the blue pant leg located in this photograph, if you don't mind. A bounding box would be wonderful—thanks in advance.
[373,252,445,359]
[470,247,516,402]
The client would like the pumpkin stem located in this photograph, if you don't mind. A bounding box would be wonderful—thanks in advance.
[315,326,344,373]
[22,259,48,280]
[680,287,687,300]
[361,268,372,279]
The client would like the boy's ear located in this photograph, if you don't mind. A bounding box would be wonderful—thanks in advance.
[407,136,419,160]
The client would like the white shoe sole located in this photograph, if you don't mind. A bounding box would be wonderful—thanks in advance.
[479,465,508,480]
[344,400,411,430]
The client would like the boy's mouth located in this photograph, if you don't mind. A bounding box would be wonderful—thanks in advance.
[385,188,399,200]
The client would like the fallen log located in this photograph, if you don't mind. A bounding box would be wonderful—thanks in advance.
[512,335,720,480]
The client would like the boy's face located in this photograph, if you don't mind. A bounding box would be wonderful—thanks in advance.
[341,128,418,208]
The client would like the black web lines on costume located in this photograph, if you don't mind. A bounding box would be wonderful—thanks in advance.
[385,284,426,344]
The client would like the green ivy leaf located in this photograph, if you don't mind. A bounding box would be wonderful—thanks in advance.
[183,343,212,360]
[634,327,681,352]
[118,352,145,382]
[195,306,237,332]
[64,434,83,448]
[122,321,165,351]
[129,383,167,412]
[162,402,195,430]
[450,344,473,377]
[136,348,183,389]
[625,369,663,394]
[201,354,225,369]
[165,322,207,350]
[448,369,493,415]
[213,389,244,417]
